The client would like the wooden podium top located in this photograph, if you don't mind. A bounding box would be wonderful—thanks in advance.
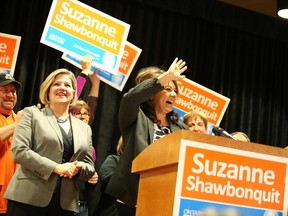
[132,130,288,173]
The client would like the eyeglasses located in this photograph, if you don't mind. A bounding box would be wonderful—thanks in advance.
[0,89,17,95]
[74,112,90,117]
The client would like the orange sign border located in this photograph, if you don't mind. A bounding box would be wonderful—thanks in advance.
[0,33,21,76]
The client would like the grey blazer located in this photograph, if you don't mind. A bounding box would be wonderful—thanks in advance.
[106,78,188,207]
[4,106,95,212]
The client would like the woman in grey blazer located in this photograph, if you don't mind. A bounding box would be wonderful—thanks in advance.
[4,69,95,216]
[106,58,188,215]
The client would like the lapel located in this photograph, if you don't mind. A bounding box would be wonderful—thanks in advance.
[70,116,80,153]
[148,118,154,145]
[169,121,178,133]
[43,107,63,149]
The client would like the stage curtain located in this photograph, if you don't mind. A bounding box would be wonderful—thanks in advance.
[1,0,288,215]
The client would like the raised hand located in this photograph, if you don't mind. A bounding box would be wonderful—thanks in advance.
[168,57,187,78]
[80,55,93,76]
[158,57,188,86]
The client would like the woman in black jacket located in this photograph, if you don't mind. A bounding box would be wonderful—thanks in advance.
[106,57,189,215]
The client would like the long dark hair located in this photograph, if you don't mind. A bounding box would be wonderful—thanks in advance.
[135,66,180,124]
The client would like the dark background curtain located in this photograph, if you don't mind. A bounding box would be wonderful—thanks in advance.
[1,0,288,215]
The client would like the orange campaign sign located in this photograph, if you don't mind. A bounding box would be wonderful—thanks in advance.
[174,79,230,126]
[173,140,288,216]
[0,33,21,76]
[118,43,139,75]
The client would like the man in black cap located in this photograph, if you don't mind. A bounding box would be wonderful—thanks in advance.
[0,72,22,216]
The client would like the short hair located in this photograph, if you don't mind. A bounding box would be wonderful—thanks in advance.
[183,111,208,129]
[73,100,91,116]
[39,69,77,108]
[231,131,250,142]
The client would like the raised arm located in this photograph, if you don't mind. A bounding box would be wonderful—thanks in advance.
[76,55,93,98]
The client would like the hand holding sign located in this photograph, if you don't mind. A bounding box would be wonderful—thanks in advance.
[80,55,93,75]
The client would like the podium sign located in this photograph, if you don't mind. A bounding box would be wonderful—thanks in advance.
[173,140,288,216]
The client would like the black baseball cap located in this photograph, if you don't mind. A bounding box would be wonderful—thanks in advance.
[0,73,21,88]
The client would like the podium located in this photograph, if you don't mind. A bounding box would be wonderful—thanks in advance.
[132,130,288,216]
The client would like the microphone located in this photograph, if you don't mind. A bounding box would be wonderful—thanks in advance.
[212,126,237,140]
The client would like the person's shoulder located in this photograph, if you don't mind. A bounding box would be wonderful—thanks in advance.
[104,154,120,163]
[109,154,120,161]
[177,121,189,129]
[23,105,37,110]
[23,105,41,113]
[71,115,90,128]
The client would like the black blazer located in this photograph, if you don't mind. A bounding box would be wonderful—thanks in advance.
[106,78,188,207]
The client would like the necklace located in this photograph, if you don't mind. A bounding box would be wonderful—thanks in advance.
[56,116,70,123]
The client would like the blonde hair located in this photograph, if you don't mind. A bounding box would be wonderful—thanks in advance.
[183,111,208,129]
[231,131,250,142]
[117,136,124,156]
[39,69,77,107]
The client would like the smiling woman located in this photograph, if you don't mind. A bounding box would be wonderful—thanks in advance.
[4,68,95,216]
[39,69,77,109]
[105,57,189,215]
